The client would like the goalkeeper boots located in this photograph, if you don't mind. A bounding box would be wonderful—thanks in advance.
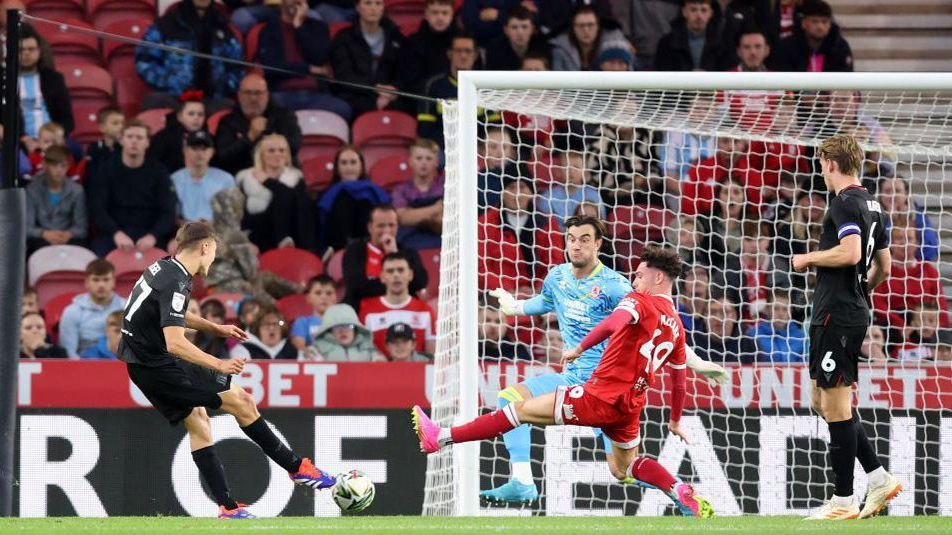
[673,483,715,518]
[480,480,539,505]
[218,503,255,519]
[858,474,902,519]
[806,497,859,520]
[411,405,442,453]
[290,458,337,490]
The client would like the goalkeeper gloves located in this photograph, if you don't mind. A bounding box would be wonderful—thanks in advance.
[685,346,729,386]
[488,288,524,316]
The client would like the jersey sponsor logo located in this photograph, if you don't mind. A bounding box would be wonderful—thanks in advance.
[866,200,882,213]
[171,292,186,312]
[562,403,576,422]
[148,262,161,276]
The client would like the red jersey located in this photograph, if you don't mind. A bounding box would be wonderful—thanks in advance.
[586,292,687,411]
[358,295,436,356]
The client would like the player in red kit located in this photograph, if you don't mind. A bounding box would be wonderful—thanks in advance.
[411,246,715,517]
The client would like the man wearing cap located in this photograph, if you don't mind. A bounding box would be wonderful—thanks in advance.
[384,323,432,362]
[171,131,235,223]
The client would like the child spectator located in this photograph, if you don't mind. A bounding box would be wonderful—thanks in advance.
[25,145,87,254]
[147,90,207,173]
[359,252,436,356]
[238,297,264,332]
[384,322,432,362]
[892,301,952,362]
[230,306,300,359]
[747,292,806,363]
[597,46,636,71]
[84,106,124,182]
[88,120,177,256]
[27,122,82,178]
[290,275,338,350]
[58,259,126,358]
[317,145,390,252]
[20,312,67,359]
[862,324,888,363]
[171,130,235,223]
[537,150,605,229]
[21,287,38,316]
[79,310,123,359]
[235,133,317,251]
[195,298,229,358]
[478,304,531,360]
[305,303,383,361]
[393,139,444,249]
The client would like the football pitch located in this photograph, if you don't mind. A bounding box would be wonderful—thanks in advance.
[1,516,950,534]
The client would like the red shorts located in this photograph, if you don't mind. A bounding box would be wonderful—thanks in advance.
[553,384,643,449]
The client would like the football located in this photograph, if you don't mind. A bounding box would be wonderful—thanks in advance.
[332,470,375,513]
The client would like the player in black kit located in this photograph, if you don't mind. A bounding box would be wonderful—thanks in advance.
[119,222,336,519]
[792,135,900,520]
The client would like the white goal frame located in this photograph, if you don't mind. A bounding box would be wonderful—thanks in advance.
[445,70,952,517]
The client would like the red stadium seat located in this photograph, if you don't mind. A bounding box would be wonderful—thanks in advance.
[23,0,85,24]
[136,108,170,134]
[259,247,324,286]
[397,19,420,37]
[105,247,168,297]
[245,22,266,62]
[43,290,83,343]
[417,247,441,300]
[70,104,103,145]
[28,245,99,309]
[352,110,416,168]
[368,153,410,191]
[59,63,114,110]
[103,18,154,116]
[276,294,312,324]
[328,21,351,40]
[202,293,246,321]
[301,156,336,196]
[608,204,672,243]
[326,249,344,282]
[33,18,102,66]
[385,0,425,30]
[86,0,157,29]
[206,108,231,135]
[296,109,349,162]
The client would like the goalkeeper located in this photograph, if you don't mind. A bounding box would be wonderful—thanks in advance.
[484,215,728,505]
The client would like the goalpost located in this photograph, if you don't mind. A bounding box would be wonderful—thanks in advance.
[428,71,952,517]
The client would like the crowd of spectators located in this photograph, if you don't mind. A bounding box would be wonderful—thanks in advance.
[12,0,951,364]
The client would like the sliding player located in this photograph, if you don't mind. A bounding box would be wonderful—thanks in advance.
[119,222,336,519]
[415,246,715,518]
[792,135,900,520]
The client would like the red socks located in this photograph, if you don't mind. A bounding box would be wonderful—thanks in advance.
[628,457,677,492]
[450,405,520,444]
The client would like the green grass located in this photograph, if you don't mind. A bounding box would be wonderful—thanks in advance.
[0,516,949,535]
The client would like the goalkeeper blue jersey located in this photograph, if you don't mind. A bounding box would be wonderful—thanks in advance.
[523,262,633,379]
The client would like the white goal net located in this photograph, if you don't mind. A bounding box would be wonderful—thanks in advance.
[427,72,952,517]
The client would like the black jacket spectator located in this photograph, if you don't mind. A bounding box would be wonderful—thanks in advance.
[19,67,74,136]
[85,140,119,183]
[147,109,200,173]
[535,0,615,36]
[330,18,407,117]
[654,17,727,71]
[769,22,853,72]
[213,100,302,175]
[483,33,548,70]
[402,19,458,93]
[89,153,177,254]
[342,239,429,309]
[256,16,331,92]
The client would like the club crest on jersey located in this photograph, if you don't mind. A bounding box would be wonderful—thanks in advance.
[587,286,601,300]
[171,292,186,312]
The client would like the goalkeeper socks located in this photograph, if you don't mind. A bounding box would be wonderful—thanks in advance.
[511,462,533,485]
[498,390,532,464]
[450,406,519,444]
[853,412,883,474]
[241,417,303,473]
[191,446,239,510]
[828,418,857,498]
[627,457,677,493]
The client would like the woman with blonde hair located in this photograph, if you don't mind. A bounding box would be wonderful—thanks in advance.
[235,133,317,251]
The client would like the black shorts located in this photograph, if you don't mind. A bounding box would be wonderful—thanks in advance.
[809,322,867,388]
[127,360,232,425]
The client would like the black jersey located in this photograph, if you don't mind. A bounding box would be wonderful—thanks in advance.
[118,257,193,367]
[811,185,890,327]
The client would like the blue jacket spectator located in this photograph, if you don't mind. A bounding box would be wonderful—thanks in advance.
[59,260,126,358]
[747,294,807,363]
[536,151,606,229]
[879,177,939,263]
[317,146,390,251]
[171,130,235,222]
[135,0,244,98]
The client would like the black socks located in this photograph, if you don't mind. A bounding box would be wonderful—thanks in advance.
[191,446,238,510]
[853,412,883,473]
[241,417,303,473]
[828,418,858,497]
